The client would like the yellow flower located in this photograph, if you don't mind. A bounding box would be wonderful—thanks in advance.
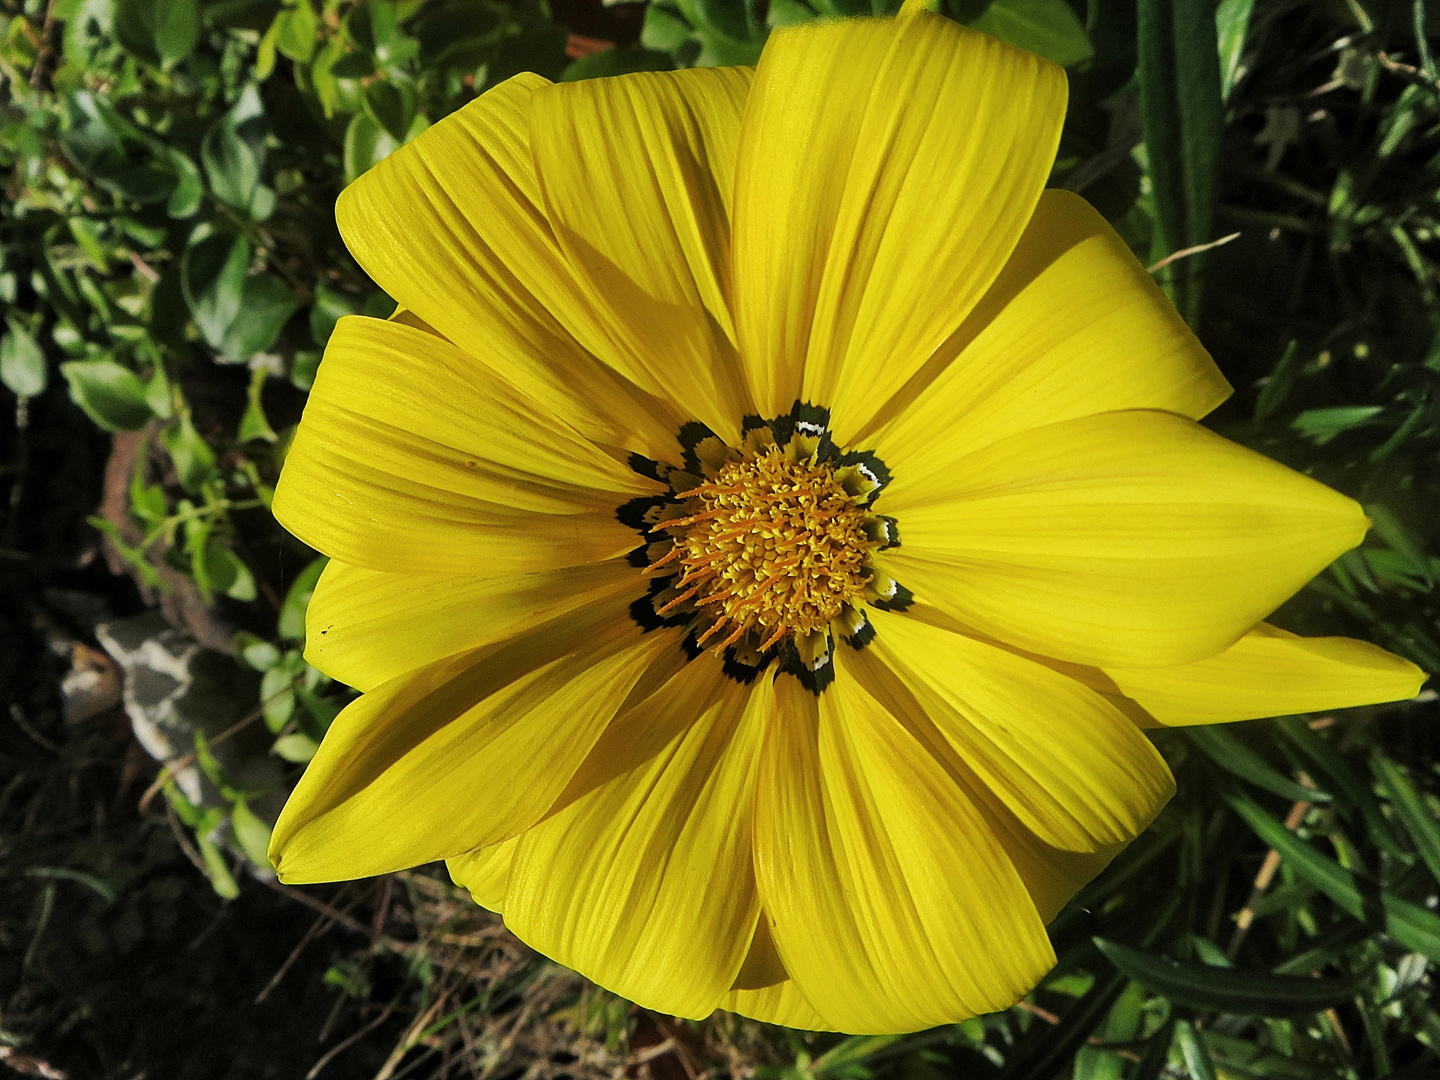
[267,9,1425,1035]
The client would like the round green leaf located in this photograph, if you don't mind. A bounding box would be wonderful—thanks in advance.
[1,319,47,398]
[60,358,154,431]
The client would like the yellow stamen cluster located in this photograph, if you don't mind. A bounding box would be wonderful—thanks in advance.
[656,448,870,652]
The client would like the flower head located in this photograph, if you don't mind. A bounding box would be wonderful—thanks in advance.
[268,8,1424,1034]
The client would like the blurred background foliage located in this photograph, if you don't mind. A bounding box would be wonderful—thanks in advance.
[1,0,1439,1075]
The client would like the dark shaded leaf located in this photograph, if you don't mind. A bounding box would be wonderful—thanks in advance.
[115,0,200,63]
[279,556,327,641]
[561,44,676,81]
[220,274,300,360]
[1094,938,1366,1016]
[182,232,251,349]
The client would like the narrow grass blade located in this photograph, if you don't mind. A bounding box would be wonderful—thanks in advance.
[1371,754,1440,885]
[1224,788,1440,962]
[1174,1021,1219,1080]
[1136,0,1223,323]
[1187,725,1329,804]
[1273,718,1407,857]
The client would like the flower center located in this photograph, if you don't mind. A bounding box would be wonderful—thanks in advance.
[668,449,871,652]
[619,402,912,694]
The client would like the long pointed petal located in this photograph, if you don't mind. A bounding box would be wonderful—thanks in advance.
[504,658,765,1019]
[884,410,1368,668]
[269,607,678,882]
[273,317,651,576]
[335,74,683,460]
[753,673,1054,1033]
[732,14,1065,436]
[867,190,1230,470]
[304,558,639,693]
[447,836,520,914]
[1106,622,1426,726]
[528,68,753,441]
[854,609,1174,853]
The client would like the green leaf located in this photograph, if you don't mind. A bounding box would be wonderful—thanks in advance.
[362,80,415,144]
[1173,1022,1218,1080]
[202,120,260,214]
[196,833,241,899]
[1224,788,1440,962]
[274,0,317,61]
[1371,755,1440,885]
[193,730,236,798]
[342,112,400,184]
[115,0,200,64]
[182,232,252,349]
[1274,717,1407,857]
[290,349,322,391]
[238,366,279,443]
[1290,405,1384,444]
[1365,505,1433,589]
[1094,938,1366,1016]
[1136,0,1223,324]
[968,0,1093,67]
[1253,339,1298,422]
[642,4,693,51]
[1215,0,1254,101]
[273,732,319,762]
[261,664,297,732]
[238,634,282,671]
[295,684,341,731]
[60,359,153,431]
[166,150,204,218]
[1186,725,1329,804]
[2,318,47,398]
[160,414,218,492]
[309,284,359,347]
[279,555,327,640]
[230,799,273,867]
[561,44,676,80]
[220,274,299,360]
[144,361,174,419]
[415,0,509,67]
[202,542,257,601]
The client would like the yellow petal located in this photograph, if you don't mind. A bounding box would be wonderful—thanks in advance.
[447,835,520,913]
[853,609,1174,853]
[732,13,1065,436]
[753,671,1054,1034]
[528,68,754,441]
[884,410,1368,668]
[269,606,678,882]
[1107,622,1427,726]
[866,190,1231,470]
[720,914,833,1029]
[335,73,683,460]
[722,980,833,1031]
[504,658,765,1019]
[305,558,639,693]
[273,316,649,576]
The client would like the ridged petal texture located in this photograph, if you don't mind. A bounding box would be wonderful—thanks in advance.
[270,5,1426,1039]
